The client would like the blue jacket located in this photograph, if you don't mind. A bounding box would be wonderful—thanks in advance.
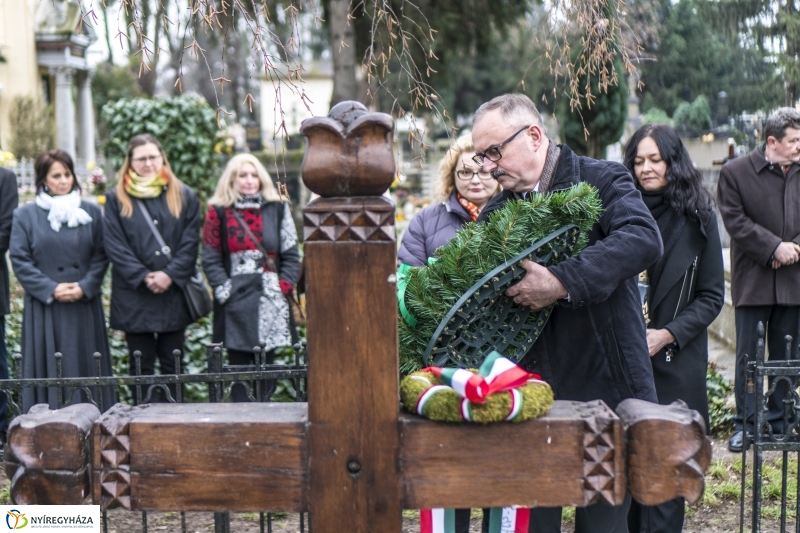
[479,144,662,408]
[398,193,471,266]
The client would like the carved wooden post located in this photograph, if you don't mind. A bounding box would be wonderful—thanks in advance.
[5,403,100,505]
[617,398,712,505]
[300,101,401,533]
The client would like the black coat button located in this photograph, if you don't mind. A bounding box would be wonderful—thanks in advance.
[73,264,79,269]
[57,266,64,272]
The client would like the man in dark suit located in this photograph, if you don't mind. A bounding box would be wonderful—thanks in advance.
[0,167,18,441]
[472,93,662,533]
[718,107,800,452]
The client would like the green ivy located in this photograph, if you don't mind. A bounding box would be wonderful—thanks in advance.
[707,363,735,435]
[101,97,221,202]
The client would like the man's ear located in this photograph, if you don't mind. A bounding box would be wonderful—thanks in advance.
[529,125,545,152]
[766,135,778,148]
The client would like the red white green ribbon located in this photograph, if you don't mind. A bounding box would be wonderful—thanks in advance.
[417,351,542,421]
[488,507,530,533]
[421,351,539,405]
[419,508,456,533]
[419,507,530,533]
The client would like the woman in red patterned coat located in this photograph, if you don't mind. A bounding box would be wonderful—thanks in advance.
[202,154,301,401]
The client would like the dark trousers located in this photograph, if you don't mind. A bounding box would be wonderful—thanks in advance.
[126,330,185,404]
[734,305,800,432]
[627,497,684,533]
[453,498,630,533]
[515,495,631,533]
[228,349,275,402]
[0,315,8,434]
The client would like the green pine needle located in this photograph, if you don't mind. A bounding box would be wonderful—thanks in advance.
[399,183,603,375]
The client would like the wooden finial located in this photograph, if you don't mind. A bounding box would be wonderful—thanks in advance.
[299,101,395,197]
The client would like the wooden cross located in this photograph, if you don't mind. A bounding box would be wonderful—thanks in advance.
[4,102,711,533]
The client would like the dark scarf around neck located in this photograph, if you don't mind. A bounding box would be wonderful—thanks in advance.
[641,189,686,294]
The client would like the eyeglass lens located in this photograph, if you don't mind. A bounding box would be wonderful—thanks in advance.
[133,155,162,164]
[456,170,492,180]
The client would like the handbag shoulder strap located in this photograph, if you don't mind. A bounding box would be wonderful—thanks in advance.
[136,199,173,261]
[231,208,277,271]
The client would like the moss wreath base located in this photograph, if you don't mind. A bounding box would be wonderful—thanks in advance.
[400,368,554,424]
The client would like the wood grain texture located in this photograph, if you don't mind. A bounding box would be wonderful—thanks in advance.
[400,400,626,509]
[616,398,712,505]
[306,211,402,533]
[5,403,100,504]
[299,101,395,197]
[98,403,308,512]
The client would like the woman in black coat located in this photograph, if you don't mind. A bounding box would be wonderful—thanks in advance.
[104,134,200,402]
[201,154,300,401]
[10,150,114,412]
[624,124,724,533]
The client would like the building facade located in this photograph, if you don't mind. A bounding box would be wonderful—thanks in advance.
[0,0,96,160]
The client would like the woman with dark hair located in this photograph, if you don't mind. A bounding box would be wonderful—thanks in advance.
[623,124,725,533]
[10,150,114,412]
[104,134,200,402]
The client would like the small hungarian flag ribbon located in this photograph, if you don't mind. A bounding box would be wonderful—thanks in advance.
[420,508,455,533]
[421,351,540,405]
[419,507,529,533]
[488,507,530,533]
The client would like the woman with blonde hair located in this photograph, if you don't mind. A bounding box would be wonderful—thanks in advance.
[103,134,201,402]
[398,134,500,266]
[202,153,301,401]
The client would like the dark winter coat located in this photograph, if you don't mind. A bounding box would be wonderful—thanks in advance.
[398,193,472,266]
[0,168,18,315]
[479,144,662,409]
[646,208,724,430]
[103,186,200,333]
[201,201,301,352]
[718,148,800,306]
[10,201,114,412]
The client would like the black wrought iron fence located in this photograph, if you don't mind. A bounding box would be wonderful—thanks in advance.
[0,341,309,533]
[739,322,800,533]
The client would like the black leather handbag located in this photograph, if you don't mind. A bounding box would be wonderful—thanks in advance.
[137,200,212,322]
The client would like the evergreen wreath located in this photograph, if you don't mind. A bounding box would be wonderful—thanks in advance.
[399,183,603,375]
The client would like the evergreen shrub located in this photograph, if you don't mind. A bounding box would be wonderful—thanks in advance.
[101,97,220,201]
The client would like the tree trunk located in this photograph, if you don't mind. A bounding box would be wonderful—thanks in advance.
[102,2,113,63]
[328,0,358,106]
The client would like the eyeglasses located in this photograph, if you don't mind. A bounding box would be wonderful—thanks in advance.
[472,125,531,166]
[132,154,163,165]
[456,169,493,181]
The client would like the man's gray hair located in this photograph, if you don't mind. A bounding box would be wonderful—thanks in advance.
[764,107,800,141]
[473,93,545,133]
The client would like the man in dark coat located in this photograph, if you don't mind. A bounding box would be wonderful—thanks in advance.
[718,107,800,452]
[472,94,661,533]
[0,168,18,439]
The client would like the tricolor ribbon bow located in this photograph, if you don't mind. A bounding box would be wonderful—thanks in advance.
[421,351,538,404]
[415,351,542,422]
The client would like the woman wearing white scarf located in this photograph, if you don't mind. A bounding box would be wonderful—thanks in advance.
[35,189,93,232]
[9,150,114,412]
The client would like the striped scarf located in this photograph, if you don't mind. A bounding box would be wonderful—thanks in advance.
[125,168,169,198]
[456,193,481,221]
